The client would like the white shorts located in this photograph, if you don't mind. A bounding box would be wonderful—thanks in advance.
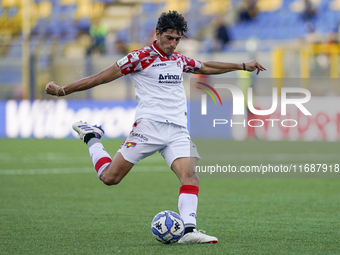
[118,119,200,168]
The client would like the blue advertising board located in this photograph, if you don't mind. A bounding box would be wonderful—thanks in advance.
[0,99,232,139]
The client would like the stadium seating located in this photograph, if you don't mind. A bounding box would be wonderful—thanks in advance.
[0,65,21,85]
[330,0,340,10]
[228,0,339,42]
[0,0,339,58]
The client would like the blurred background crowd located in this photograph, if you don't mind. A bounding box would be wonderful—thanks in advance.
[0,0,339,100]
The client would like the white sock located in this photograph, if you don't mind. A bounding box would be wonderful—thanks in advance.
[87,138,112,178]
[178,185,199,228]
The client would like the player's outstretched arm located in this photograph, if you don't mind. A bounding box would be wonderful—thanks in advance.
[194,59,266,75]
[45,63,123,97]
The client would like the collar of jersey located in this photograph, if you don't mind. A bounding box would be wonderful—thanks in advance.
[151,40,168,59]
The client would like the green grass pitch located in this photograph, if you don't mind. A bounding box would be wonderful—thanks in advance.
[0,139,339,254]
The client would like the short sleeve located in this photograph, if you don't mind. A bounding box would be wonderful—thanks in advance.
[181,55,202,73]
[116,51,143,75]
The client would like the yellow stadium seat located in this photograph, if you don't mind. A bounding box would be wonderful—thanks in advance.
[61,0,77,5]
[290,0,321,12]
[76,2,92,19]
[76,0,91,5]
[1,0,20,8]
[75,1,104,19]
[38,1,52,19]
[92,2,104,19]
[257,0,283,12]
[128,42,143,53]
[201,0,232,16]
[329,0,340,11]
[163,0,190,14]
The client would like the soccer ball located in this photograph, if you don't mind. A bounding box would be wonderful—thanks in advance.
[151,210,185,244]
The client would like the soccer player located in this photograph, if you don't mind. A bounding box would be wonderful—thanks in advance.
[46,10,266,244]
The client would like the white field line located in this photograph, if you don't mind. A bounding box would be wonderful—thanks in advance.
[1,153,337,164]
[0,166,169,175]
[0,153,164,163]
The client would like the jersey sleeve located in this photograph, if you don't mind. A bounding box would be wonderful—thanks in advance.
[116,50,143,75]
[181,55,202,73]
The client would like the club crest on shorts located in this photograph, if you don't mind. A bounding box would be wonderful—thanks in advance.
[125,142,137,148]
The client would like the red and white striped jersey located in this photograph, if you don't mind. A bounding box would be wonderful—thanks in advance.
[116,40,201,127]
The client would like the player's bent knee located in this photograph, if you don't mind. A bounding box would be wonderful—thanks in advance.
[100,173,122,186]
[101,176,122,186]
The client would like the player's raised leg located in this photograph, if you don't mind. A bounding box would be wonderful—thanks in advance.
[99,152,134,185]
[171,157,218,244]
[72,121,134,185]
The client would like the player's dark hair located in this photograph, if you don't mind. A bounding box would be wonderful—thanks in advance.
[156,10,188,37]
